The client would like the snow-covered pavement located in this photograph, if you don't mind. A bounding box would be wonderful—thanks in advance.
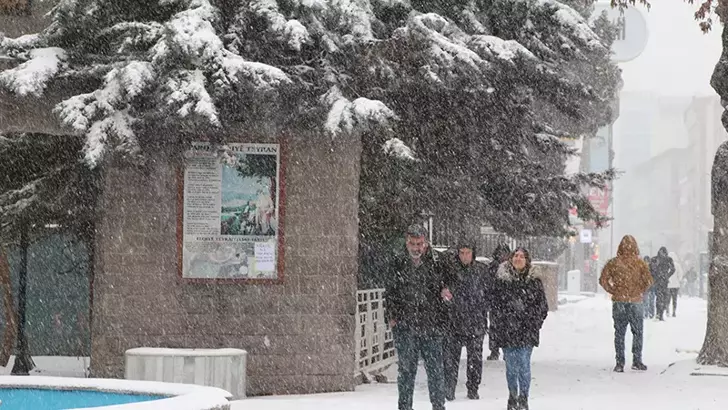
[238,295,728,410]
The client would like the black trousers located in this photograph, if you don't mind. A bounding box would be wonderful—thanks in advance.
[443,333,485,396]
[655,285,670,319]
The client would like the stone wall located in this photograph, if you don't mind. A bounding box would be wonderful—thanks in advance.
[90,134,360,396]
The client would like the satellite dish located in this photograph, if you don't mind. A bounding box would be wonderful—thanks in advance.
[591,3,649,63]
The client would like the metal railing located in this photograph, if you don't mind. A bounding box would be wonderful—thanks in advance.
[355,289,396,377]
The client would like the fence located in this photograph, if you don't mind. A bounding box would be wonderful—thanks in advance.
[355,289,396,378]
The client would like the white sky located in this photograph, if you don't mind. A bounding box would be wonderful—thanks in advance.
[619,1,723,97]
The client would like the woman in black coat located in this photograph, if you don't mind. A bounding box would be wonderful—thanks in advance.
[491,247,548,410]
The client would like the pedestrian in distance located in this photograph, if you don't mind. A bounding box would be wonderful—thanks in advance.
[642,255,656,319]
[651,247,675,321]
[667,251,684,317]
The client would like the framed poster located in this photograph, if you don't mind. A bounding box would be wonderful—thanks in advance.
[178,142,284,282]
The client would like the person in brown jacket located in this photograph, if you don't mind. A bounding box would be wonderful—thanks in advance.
[599,235,653,373]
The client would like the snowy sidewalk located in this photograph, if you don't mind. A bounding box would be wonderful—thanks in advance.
[236,296,728,410]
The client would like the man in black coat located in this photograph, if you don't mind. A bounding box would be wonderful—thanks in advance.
[443,239,489,401]
[651,247,675,321]
[385,224,452,410]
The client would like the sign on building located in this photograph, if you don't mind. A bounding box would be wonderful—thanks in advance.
[180,142,283,281]
[580,229,593,244]
[587,185,610,217]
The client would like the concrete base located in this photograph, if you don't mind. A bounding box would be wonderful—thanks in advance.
[125,348,247,399]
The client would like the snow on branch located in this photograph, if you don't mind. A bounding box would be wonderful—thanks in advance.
[219,52,291,90]
[0,47,66,97]
[151,0,220,65]
[542,0,604,49]
[84,110,138,167]
[166,69,219,125]
[55,61,155,132]
[0,176,42,217]
[249,0,311,50]
[0,33,43,52]
[383,138,417,161]
[469,35,536,63]
[154,0,290,96]
[100,22,165,53]
[322,86,397,135]
[409,13,486,72]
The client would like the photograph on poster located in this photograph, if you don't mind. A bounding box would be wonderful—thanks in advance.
[220,154,277,237]
[181,142,280,280]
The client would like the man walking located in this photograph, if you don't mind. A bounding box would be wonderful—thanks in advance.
[443,239,488,401]
[385,224,452,410]
[652,247,675,321]
[599,235,653,373]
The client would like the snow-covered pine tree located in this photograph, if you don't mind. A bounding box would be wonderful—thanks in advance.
[0,0,616,240]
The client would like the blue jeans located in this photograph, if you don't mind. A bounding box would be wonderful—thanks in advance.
[613,302,644,365]
[393,326,445,410]
[502,346,533,398]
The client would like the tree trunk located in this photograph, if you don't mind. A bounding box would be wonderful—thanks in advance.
[698,141,728,366]
[11,223,34,375]
[0,247,16,367]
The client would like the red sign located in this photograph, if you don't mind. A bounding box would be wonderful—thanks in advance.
[587,185,610,216]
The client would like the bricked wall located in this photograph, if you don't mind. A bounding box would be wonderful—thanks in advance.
[90,134,360,395]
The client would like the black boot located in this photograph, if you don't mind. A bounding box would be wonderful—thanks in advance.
[467,389,479,400]
[614,363,624,373]
[518,395,529,410]
[507,395,518,410]
[632,362,648,371]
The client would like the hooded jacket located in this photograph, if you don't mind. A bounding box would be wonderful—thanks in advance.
[599,235,653,303]
[652,247,675,288]
[445,244,489,336]
[490,260,548,348]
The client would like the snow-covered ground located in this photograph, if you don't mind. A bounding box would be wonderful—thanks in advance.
[4,295,723,409]
[237,295,728,410]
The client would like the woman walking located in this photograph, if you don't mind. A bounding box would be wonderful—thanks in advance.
[491,248,548,410]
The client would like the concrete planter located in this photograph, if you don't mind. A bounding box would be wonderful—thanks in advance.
[125,348,247,400]
[532,261,560,311]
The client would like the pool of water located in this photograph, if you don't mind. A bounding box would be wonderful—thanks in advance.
[0,388,165,409]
